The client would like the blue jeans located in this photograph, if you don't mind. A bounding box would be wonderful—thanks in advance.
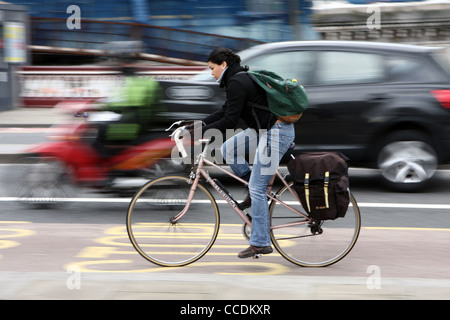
[221,122,295,247]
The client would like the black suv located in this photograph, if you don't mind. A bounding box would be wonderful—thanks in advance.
[158,41,450,191]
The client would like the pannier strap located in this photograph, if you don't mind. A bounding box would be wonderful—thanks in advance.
[324,171,329,209]
[304,171,331,213]
[304,173,310,212]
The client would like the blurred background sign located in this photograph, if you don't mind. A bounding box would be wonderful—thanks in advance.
[4,21,27,63]
[0,2,28,111]
[17,65,206,107]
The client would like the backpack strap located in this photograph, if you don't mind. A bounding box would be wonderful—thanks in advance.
[324,171,330,209]
[245,71,275,130]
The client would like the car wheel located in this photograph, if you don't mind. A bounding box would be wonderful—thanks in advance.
[376,131,438,192]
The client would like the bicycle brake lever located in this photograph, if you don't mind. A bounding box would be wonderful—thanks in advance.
[166,120,185,132]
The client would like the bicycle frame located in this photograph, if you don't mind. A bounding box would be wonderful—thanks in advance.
[171,138,311,230]
[127,124,361,268]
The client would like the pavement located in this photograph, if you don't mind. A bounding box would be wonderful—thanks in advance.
[2,271,450,301]
[0,107,65,128]
[0,107,67,162]
[1,107,450,302]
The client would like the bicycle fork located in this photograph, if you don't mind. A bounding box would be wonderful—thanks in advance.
[169,169,203,225]
[169,145,224,224]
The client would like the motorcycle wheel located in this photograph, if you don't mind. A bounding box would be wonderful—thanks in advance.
[11,156,74,209]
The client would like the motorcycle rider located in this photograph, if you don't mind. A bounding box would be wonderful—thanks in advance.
[93,62,165,158]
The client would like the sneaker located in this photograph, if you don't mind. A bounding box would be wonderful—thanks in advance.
[238,245,273,258]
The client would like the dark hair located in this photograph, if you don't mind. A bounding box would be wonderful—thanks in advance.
[207,47,241,66]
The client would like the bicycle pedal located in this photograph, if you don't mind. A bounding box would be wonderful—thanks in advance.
[253,254,261,259]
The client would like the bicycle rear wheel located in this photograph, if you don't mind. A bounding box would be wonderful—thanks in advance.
[126,175,220,267]
[269,182,360,267]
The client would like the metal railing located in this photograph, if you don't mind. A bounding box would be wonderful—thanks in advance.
[316,20,450,44]
[30,17,264,63]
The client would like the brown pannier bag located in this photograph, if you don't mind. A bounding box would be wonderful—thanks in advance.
[287,152,350,221]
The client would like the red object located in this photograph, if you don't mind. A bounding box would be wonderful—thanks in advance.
[24,101,177,186]
[431,90,450,109]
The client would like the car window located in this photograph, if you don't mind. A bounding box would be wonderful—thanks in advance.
[432,51,450,75]
[245,51,315,85]
[386,54,449,82]
[316,51,384,85]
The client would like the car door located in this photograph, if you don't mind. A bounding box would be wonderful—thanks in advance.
[245,48,387,160]
[300,50,387,160]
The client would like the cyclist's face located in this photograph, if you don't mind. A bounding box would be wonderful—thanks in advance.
[208,61,227,81]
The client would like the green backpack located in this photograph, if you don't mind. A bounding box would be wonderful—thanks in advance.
[247,70,309,123]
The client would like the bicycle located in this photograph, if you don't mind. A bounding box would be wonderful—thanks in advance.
[126,121,361,267]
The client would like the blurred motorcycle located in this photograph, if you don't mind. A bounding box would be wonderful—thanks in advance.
[12,100,186,208]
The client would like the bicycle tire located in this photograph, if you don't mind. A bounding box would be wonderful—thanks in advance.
[269,181,361,267]
[126,175,220,267]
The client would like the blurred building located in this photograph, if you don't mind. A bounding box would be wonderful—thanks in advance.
[7,0,450,109]
[8,0,314,42]
[4,0,450,65]
[5,0,315,64]
[313,0,450,62]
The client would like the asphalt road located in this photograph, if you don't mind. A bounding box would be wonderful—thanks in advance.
[1,163,450,278]
[1,126,450,300]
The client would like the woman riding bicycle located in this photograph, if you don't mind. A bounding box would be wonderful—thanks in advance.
[199,47,295,258]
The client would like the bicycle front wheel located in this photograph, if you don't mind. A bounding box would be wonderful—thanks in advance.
[269,182,361,267]
[126,175,220,267]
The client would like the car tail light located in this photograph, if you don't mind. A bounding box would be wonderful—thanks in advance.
[432,90,450,109]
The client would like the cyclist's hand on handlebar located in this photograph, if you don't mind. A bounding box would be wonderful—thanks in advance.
[167,120,204,143]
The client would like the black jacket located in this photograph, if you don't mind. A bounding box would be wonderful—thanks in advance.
[201,63,275,134]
